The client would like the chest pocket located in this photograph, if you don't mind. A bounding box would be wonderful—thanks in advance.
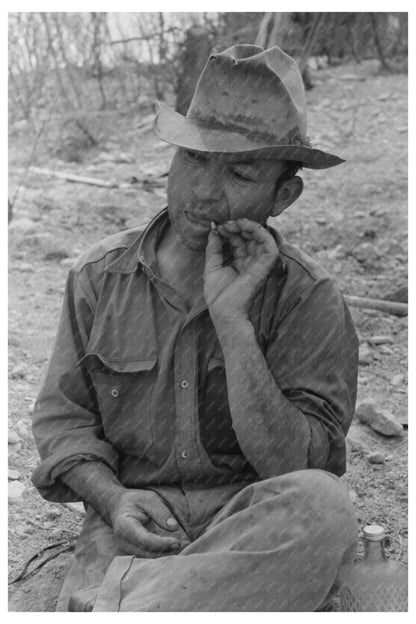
[78,353,157,457]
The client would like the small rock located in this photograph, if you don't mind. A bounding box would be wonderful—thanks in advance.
[378,345,394,355]
[391,374,405,386]
[8,218,37,235]
[8,468,21,480]
[23,232,55,247]
[369,335,394,345]
[368,452,385,464]
[327,244,348,260]
[359,343,373,365]
[349,489,359,504]
[8,431,21,445]
[16,262,35,273]
[355,399,403,436]
[352,242,380,266]
[354,211,366,219]
[60,257,78,267]
[47,508,62,520]
[8,481,25,501]
[10,363,27,379]
[16,420,31,440]
[316,217,327,226]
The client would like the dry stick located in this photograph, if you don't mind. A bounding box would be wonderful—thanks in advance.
[9,540,75,585]
[10,93,60,211]
[344,295,407,317]
[29,166,166,189]
[29,166,118,188]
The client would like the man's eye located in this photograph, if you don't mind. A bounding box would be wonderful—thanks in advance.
[183,150,205,163]
[230,168,253,183]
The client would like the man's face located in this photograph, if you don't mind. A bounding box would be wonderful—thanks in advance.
[167,148,287,252]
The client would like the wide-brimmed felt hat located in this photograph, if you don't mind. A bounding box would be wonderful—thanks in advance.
[154,44,344,169]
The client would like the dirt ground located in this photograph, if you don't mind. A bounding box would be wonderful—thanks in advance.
[8,59,407,611]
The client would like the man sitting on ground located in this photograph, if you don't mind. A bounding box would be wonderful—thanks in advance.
[32,44,359,612]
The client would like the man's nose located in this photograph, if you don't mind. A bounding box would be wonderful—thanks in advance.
[193,168,223,204]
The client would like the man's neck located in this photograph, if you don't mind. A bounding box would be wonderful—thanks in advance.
[156,223,206,308]
[159,223,206,274]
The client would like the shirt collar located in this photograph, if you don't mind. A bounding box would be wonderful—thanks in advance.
[105,208,169,274]
[105,207,286,277]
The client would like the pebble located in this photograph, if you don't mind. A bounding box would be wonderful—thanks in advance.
[16,262,35,273]
[60,257,77,267]
[354,211,366,218]
[8,481,25,501]
[369,335,394,345]
[359,343,373,365]
[316,217,327,225]
[378,345,394,355]
[391,374,405,386]
[352,242,380,266]
[368,452,386,464]
[355,398,403,436]
[327,244,348,260]
[16,420,31,440]
[8,430,21,445]
[8,468,21,480]
[10,363,27,379]
[23,232,55,247]
[8,218,37,235]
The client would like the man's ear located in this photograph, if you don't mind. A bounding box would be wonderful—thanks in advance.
[270,176,304,217]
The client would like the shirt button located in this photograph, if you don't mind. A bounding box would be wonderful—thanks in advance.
[111,388,119,398]
[181,450,188,459]
[180,380,189,389]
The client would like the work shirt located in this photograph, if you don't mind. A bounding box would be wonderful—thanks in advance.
[31,208,358,503]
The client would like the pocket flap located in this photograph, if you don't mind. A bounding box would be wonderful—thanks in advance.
[78,352,157,374]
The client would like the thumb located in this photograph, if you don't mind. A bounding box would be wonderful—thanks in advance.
[142,495,179,532]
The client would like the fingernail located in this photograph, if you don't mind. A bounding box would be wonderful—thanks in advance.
[170,542,180,550]
[166,517,178,528]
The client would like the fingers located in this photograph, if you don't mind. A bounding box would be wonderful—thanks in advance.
[141,493,179,532]
[224,219,278,255]
[205,223,225,273]
[121,517,180,553]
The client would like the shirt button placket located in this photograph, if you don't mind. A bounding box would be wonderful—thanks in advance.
[175,325,198,475]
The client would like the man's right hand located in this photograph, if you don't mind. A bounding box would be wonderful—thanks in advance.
[61,461,186,557]
[107,488,183,557]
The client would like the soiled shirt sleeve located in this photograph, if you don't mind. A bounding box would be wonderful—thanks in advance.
[265,277,359,476]
[31,269,119,502]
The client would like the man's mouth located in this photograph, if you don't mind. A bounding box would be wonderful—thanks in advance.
[185,212,212,231]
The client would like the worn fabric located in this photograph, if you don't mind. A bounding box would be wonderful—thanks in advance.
[31,207,358,502]
[57,470,358,611]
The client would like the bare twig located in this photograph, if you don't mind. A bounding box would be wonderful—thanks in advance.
[10,93,60,212]
[9,540,75,585]
[29,166,118,188]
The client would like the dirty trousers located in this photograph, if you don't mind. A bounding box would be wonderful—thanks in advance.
[57,469,358,611]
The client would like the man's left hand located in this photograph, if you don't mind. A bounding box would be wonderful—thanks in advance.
[204,218,279,322]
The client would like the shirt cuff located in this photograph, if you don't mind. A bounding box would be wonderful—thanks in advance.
[31,442,119,503]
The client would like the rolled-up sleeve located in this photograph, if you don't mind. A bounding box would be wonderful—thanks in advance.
[31,269,119,502]
[266,278,359,476]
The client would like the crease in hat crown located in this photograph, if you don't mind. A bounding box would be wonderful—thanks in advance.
[154,43,344,169]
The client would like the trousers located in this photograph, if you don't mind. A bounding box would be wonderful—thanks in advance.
[57,469,358,611]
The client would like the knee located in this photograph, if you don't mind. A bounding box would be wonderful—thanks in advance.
[262,469,357,533]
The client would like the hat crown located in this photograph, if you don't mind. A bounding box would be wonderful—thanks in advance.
[186,44,307,146]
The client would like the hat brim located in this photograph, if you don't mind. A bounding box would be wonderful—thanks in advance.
[154,101,344,170]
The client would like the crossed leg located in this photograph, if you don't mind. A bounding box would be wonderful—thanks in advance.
[89,470,358,611]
